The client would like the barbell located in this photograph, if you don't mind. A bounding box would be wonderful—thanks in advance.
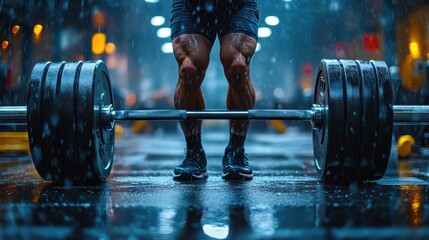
[1,59,429,185]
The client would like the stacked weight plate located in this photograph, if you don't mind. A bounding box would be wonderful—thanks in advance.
[313,59,393,184]
[27,60,115,184]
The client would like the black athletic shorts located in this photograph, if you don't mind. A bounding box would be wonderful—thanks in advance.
[170,0,259,43]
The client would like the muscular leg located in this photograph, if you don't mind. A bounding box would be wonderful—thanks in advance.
[172,34,212,138]
[172,34,212,180]
[220,33,257,137]
[219,33,256,180]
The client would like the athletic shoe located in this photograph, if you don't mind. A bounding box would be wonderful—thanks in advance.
[222,146,253,180]
[173,148,208,180]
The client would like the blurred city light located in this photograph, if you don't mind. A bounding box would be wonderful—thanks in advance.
[92,32,106,55]
[151,16,165,26]
[258,27,272,38]
[363,33,380,52]
[105,42,116,54]
[274,87,285,98]
[93,11,106,27]
[265,16,279,26]
[157,28,171,38]
[33,24,43,36]
[1,40,9,49]
[329,0,340,11]
[125,92,137,106]
[161,42,173,53]
[409,42,421,58]
[11,25,20,35]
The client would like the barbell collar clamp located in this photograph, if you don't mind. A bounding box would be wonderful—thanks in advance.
[311,104,324,129]
[100,104,115,130]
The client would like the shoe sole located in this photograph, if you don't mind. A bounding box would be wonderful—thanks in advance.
[173,172,208,181]
[222,171,253,180]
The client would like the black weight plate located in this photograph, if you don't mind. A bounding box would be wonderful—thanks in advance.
[313,59,344,183]
[27,62,52,181]
[356,61,378,180]
[338,60,361,182]
[58,62,83,183]
[76,61,114,183]
[42,62,66,181]
[370,60,393,180]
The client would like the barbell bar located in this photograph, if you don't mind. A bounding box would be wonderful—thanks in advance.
[1,59,428,185]
[2,105,429,123]
[0,106,315,122]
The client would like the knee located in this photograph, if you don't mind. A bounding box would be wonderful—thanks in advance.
[222,54,249,81]
[180,57,203,88]
[230,57,248,76]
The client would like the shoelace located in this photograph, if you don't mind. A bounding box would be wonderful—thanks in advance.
[182,148,203,166]
[227,148,249,166]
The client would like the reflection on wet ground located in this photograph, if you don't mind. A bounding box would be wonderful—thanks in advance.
[1,127,429,239]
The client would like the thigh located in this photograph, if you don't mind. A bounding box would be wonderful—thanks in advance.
[173,34,212,71]
[219,33,257,65]
[218,0,259,42]
[170,0,217,44]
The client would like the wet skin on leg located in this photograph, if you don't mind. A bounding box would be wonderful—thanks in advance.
[220,33,257,180]
[172,34,212,180]
[172,34,212,136]
[220,33,257,136]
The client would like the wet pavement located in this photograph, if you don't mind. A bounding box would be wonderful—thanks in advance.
[1,124,429,239]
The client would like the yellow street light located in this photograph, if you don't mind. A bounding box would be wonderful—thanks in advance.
[33,24,43,36]
[92,32,106,55]
[105,42,116,54]
[409,42,420,59]
[1,40,9,50]
[12,25,20,35]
